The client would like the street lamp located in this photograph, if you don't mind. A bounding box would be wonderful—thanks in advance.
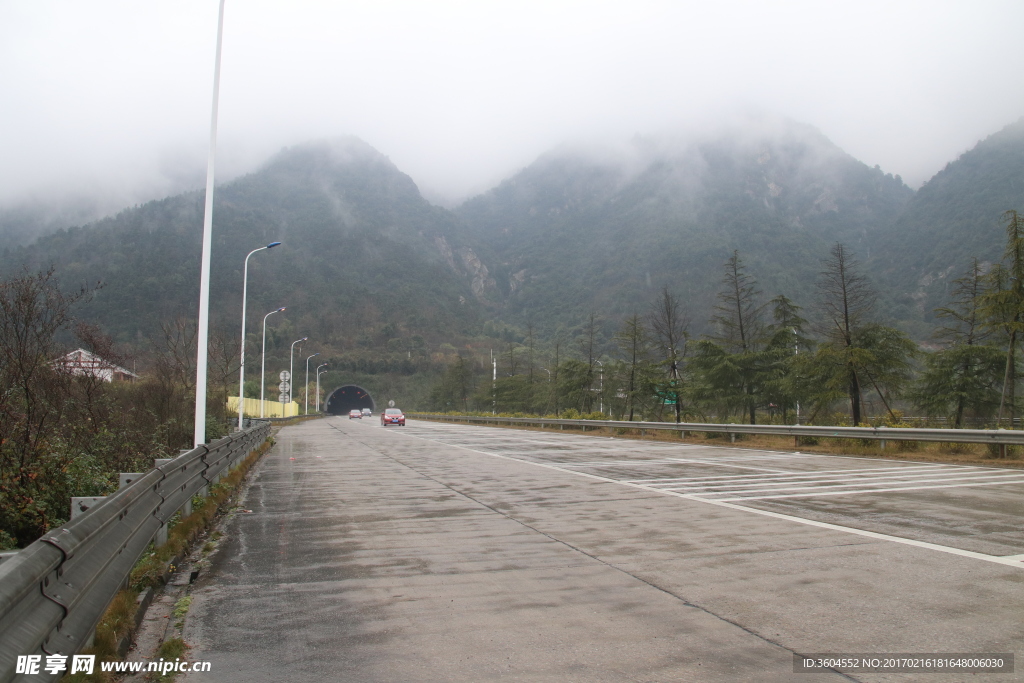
[192,0,228,447]
[541,367,551,382]
[260,307,286,418]
[305,352,319,415]
[236,241,282,430]
[289,337,307,411]
[315,364,328,412]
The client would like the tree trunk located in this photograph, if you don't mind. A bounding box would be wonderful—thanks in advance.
[849,367,862,425]
[997,330,1016,427]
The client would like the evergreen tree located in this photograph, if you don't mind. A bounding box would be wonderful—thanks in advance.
[700,251,769,423]
[913,259,1004,426]
[762,295,813,423]
[977,210,1024,426]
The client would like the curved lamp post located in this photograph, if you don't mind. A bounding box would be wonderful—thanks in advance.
[237,242,282,430]
[260,307,286,417]
[305,352,319,415]
[315,364,328,413]
[289,337,307,413]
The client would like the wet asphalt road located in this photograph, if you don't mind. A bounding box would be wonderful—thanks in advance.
[184,418,1024,682]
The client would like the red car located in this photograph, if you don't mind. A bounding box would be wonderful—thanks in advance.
[381,408,405,426]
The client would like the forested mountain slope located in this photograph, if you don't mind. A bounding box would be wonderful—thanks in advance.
[2,117,1023,357]
[870,118,1024,331]
[457,118,915,334]
[0,139,484,352]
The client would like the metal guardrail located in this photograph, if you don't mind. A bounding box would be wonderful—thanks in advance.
[0,421,271,683]
[415,414,1024,449]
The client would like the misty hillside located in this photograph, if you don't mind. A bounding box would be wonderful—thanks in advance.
[1,116,1023,371]
[457,119,915,333]
[0,139,484,355]
[870,118,1024,329]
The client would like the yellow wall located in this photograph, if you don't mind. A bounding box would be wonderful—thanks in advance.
[227,396,300,418]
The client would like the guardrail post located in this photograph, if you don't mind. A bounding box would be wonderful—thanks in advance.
[119,473,143,489]
[1001,443,1008,459]
[154,458,173,546]
[70,497,105,520]
[730,432,736,443]
[880,439,887,450]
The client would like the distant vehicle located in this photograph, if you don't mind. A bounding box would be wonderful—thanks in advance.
[361,408,372,417]
[348,409,362,419]
[381,408,405,426]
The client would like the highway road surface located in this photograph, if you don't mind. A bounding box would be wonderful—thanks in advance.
[183,417,1024,682]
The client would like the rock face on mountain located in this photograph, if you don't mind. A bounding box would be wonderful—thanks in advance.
[457,118,914,331]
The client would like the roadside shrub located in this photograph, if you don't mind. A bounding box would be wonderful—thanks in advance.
[985,443,1020,459]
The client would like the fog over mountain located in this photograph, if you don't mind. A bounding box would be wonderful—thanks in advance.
[3,114,1022,358]
[2,0,1022,244]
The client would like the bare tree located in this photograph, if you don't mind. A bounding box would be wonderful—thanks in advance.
[614,313,653,421]
[816,243,877,424]
[0,268,89,543]
[648,286,689,423]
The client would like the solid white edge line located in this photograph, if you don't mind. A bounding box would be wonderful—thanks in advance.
[400,423,1024,570]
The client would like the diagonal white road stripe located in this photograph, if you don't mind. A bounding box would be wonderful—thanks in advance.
[398,421,1024,569]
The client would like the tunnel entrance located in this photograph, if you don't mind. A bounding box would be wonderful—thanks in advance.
[325,385,375,415]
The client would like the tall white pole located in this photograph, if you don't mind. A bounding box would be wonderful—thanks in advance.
[193,0,227,447]
[316,364,327,412]
[260,307,285,418]
[794,327,800,425]
[290,337,306,413]
[237,247,260,430]
[596,360,604,415]
[305,353,318,415]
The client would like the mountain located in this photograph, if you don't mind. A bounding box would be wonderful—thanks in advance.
[3,115,1023,383]
[870,118,1024,331]
[0,138,486,356]
[457,117,915,334]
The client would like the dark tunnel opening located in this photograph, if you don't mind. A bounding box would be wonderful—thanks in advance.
[325,385,375,415]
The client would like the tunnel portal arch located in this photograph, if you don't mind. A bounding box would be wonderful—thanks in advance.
[325,385,375,415]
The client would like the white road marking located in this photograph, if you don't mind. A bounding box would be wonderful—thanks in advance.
[659,469,1024,494]
[624,464,951,483]
[711,477,1024,501]
[397,422,1024,570]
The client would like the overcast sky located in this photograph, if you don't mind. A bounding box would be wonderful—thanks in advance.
[1,0,1022,212]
